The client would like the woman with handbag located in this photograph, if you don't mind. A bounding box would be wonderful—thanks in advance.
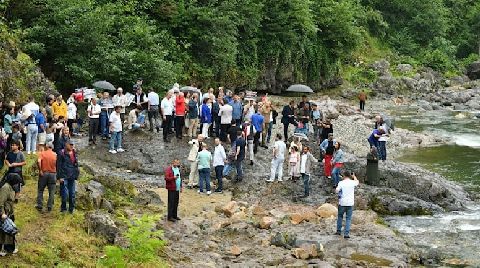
[0,173,22,256]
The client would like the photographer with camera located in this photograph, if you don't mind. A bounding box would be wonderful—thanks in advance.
[335,170,359,239]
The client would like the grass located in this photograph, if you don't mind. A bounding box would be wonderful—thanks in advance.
[3,155,105,267]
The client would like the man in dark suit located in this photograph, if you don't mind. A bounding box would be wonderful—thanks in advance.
[281,100,296,141]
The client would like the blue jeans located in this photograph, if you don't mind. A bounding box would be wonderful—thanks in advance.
[337,205,353,236]
[266,121,273,143]
[214,165,224,191]
[378,141,387,160]
[301,173,310,196]
[198,168,211,192]
[61,179,76,212]
[100,111,109,137]
[109,131,122,150]
[26,124,38,153]
[138,112,146,125]
[223,160,243,180]
[332,166,342,186]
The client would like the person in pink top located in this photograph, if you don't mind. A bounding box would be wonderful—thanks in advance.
[175,92,186,139]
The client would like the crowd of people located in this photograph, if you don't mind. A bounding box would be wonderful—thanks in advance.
[0,79,394,255]
[0,94,81,256]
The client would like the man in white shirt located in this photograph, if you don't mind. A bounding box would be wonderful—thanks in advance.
[218,101,233,142]
[109,106,124,154]
[267,134,287,182]
[335,171,359,239]
[161,91,174,142]
[23,96,40,154]
[147,88,161,132]
[87,98,101,145]
[212,138,226,193]
[112,88,127,121]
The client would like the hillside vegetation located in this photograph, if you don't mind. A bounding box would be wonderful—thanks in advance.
[1,0,479,93]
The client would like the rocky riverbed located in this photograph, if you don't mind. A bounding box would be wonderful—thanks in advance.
[71,93,478,267]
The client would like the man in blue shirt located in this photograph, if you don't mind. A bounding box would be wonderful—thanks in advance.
[229,95,243,126]
[251,110,264,154]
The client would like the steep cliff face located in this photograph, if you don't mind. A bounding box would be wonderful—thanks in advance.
[0,23,55,103]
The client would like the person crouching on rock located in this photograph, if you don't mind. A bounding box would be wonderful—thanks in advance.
[164,159,182,222]
[335,170,359,239]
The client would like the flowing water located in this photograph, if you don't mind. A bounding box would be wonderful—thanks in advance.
[384,105,480,265]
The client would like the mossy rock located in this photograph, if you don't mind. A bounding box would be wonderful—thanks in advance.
[95,176,136,198]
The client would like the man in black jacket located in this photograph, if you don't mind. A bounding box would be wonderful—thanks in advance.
[281,101,296,141]
[57,140,80,214]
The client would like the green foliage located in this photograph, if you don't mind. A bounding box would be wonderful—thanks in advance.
[98,215,167,267]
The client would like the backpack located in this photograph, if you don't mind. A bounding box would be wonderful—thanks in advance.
[1,217,18,235]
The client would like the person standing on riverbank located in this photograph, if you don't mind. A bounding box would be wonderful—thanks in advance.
[164,159,181,222]
[108,106,124,154]
[281,101,296,142]
[200,98,212,139]
[161,91,174,143]
[147,88,161,133]
[223,131,246,183]
[358,90,367,111]
[320,133,336,179]
[331,142,344,187]
[187,134,204,188]
[36,142,57,212]
[251,109,264,153]
[300,146,317,197]
[335,171,359,239]
[213,138,226,193]
[197,143,212,195]
[57,140,80,214]
[375,116,389,161]
[87,98,101,145]
[267,134,286,182]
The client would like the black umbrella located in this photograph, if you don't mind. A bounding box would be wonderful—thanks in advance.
[93,80,116,91]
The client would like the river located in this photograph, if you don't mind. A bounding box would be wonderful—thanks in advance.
[384,105,480,265]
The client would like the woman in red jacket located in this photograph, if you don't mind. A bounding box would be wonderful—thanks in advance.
[164,159,182,222]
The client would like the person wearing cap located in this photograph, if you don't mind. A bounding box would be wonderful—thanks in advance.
[36,142,57,212]
[87,98,101,145]
[147,87,161,132]
[57,139,80,214]
[0,173,22,255]
[52,95,68,120]
[112,88,127,122]
[109,106,124,154]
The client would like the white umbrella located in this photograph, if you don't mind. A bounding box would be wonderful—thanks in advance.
[286,84,313,93]
[180,86,201,94]
[92,80,116,91]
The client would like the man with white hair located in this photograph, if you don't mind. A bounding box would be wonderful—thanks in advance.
[147,87,161,132]
[112,87,127,122]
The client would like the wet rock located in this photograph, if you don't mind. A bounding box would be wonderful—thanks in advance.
[259,217,275,229]
[230,245,242,256]
[133,189,163,206]
[222,201,239,217]
[85,211,120,243]
[316,203,337,218]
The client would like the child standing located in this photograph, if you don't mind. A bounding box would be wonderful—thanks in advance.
[289,145,300,181]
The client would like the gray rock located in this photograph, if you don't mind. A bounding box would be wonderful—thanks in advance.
[85,211,120,243]
[86,180,106,208]
[466,61,480,80]
[396,64,413,73]
[270,232,297,249]
[370,59,391,75]
[100,199,114,213]
[133,189,163,206]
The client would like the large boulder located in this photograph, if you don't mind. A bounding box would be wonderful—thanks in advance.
[466,61,480,80]
[85,211,120,243]
[315,203,337,218]
[370,59,391,75]
[133,189,163,206]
